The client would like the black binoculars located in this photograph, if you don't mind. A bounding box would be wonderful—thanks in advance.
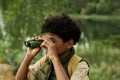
[24,38,55,49]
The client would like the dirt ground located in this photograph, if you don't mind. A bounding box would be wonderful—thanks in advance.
[0,63,15,80]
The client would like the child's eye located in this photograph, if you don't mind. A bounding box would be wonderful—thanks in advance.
[50,38,55,43]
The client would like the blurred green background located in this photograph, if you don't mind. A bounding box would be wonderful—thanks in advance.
[0,0,120,80]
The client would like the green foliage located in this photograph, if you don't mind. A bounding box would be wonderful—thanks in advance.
[81,19,120,40]
[84,0,112,15]
[0,35,14,64]
[96,0,112,14]
[85,2,96,14]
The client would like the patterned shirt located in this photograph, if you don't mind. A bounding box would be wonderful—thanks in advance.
[27,55,89,80]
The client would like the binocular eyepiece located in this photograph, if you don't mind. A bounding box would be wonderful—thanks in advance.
[24,38,55,49]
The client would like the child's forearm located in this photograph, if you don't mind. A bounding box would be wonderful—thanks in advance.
[15,55,33,80]
[51,57,69,80]
[15,48,41,80]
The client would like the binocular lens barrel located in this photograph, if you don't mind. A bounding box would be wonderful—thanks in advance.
[24,39,43,49]
[24,38,55,49]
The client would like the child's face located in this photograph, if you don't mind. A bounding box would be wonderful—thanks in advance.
[45,32,71,55]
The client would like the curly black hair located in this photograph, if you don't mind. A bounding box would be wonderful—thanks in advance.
[41,14,81,45]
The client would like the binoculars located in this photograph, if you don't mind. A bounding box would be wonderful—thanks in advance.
[24,38,55,49]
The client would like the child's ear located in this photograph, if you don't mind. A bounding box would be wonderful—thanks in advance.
[67,39,74,49]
